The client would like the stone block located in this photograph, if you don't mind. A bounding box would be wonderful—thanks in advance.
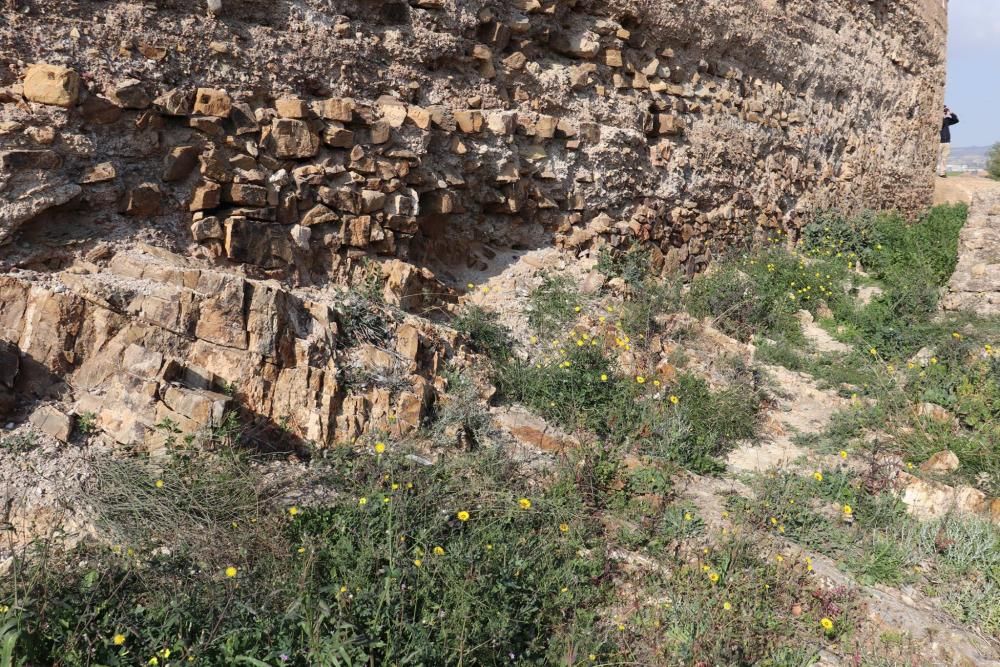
[189,181,221,211]
[193,88,232,117]
[108,79,151,109]
[454,110,483,133]
[153,88,193,115]
[270,118,320,159]
[315,97,354,122]
[162,145,199,182]
[23,63,80,107]
[223,183,268,207]
[29,405,73,442]
[124,182,162,217]
[276,97,310,118]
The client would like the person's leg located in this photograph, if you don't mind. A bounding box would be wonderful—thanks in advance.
[938,143,950,176]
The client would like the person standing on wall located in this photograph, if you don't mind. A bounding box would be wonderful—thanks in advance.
[939,106,960,177]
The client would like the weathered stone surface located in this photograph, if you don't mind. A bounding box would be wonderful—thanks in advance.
[896,472,988,520]
[193,88,231,117]
[153,87,193,115]
[189,181,221,211]
[29,405,74,442]
[123,182,162,216]
[80,95,122,124]
[23,63,80,107]
[108,78,151,109]
[942,189,1000,314]
[270,118,320,158]
[162,145,199,182]
[920,449,960,473]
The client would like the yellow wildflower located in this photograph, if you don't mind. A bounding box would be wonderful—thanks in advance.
[842,504,853,516]
[374,441,386,454]
[813,471,823,482]
[839,450,848,459]
[225,566,237,578]
[413,559,422,567]
[457,510,470,522]
[155,479,164,488]
[113,633,126,646]
[600,373,608,382]
[288,506,299,516]
[519,498,532,510]
[708,572,720,583]
[723,601,732,611]
[669,395,679,405]
[358,497,368,506]
[636,376,646,384]
[433,546,445,556]
[559,523,569,533]
[820,617,834,631]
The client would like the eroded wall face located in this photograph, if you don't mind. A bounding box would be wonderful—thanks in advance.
[0,0,946,447]
[2,0,946,279]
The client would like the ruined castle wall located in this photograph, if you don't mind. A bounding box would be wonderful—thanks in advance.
[1,0,947,280]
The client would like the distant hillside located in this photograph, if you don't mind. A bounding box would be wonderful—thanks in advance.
[949,145,993,169]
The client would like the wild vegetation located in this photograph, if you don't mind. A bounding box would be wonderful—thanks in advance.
[3,204,998,665]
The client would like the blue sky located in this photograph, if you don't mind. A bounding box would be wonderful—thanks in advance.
[946,0,1000,147]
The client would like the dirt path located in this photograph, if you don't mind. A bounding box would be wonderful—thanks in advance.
[933,174,1000,205]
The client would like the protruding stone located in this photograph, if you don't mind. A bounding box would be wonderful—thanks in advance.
[29,405,73,442]
[223,183,268,207]
[193,88,231,117]
[162,145,199,182]
[276,97,310,118]
[23,63,80,107]
[920,450,961,473]
[323,123,355,148]
[124,182,162,217]
[108,79,152,109]
[153,88,193,115]
[191,216,223,241]
[190,181,221,211]
[81,161,117,184]
[314,97,354,122]
[454,110,483,133]
[270,118,320,159]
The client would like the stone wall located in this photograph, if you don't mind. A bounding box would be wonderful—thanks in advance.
[0,0,947,447]
[2,0,947,278]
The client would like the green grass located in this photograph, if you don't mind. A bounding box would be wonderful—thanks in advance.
[730,470,1000,636]
[527,273,581,338]
[4,446,616,665]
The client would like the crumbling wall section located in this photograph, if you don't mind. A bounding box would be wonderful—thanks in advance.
[1,0,947,279]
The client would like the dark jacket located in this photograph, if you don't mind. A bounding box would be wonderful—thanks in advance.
[941,113,959,143]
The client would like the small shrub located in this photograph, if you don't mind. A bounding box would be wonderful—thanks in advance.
[453,305,516,362]
[527,273,581,338]
[335,290,393,349]
[987,142,1000,180]
[596,243,653,288]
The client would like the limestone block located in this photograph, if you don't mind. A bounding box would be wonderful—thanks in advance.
[315,97,354,122]
[270,118,320,158]
[124,182,161,216]
[29,405,74,442]
[454,110,483,133]
[162,145,199,182]
[108,79,151,109]
[23,64,80,107]
[276,97,310,118]
[189,181,221,211]
[153,88,193,115]
[193,88,232,117]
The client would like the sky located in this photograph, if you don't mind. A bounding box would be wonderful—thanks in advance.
[945,0,1000,147]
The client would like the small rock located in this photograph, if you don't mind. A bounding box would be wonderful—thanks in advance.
[161,145,199,181]
[108,79,151,109]
[80,161,117,184]
[920,449,960,473]
[29,405,74,442]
